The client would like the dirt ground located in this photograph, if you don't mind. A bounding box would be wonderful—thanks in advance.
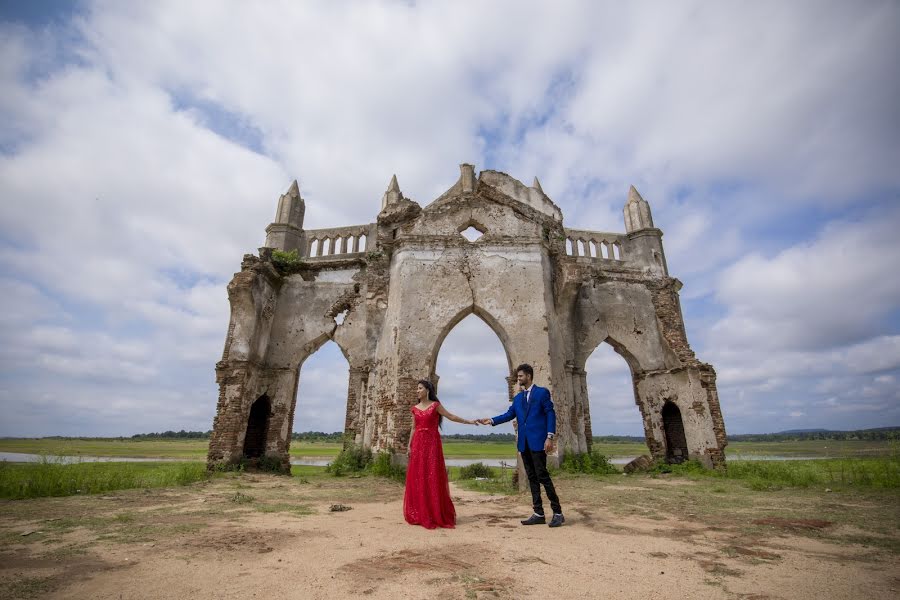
[1,472,898,599]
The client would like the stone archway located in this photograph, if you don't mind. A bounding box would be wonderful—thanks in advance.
[208,164,728,470]
[574,338,644,455]
[661,401,689,463]
[243,394,270,458]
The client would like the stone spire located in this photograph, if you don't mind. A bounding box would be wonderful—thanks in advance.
[623,185,654,233]
[532,177,544,193]
[274,180,305,228]
[381,174,404,210]
[265,179,305,251]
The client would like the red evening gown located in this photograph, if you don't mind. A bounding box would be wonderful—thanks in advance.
[403,401,456,529]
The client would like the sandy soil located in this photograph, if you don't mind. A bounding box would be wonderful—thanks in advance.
[1,473,898,599]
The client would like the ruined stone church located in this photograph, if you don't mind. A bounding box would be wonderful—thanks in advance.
[207,164,728,471]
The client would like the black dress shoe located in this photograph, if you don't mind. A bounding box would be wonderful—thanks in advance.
[548,514,565,528]
[520,514,546,525]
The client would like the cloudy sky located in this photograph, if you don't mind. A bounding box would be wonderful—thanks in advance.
[1,1,898,438]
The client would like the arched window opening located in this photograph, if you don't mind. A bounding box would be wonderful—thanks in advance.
[243,394,271,458]
[565,239,574,255]
[589,241,597,258]
[613,243,622,260]
[584,343,647,457]
[293,340,350,453]
[309,239,319,257]
[601,242,610,259]
[434,314,511,438]
[358,233,367,251]
[322,238,331,256]
[576,239,585,256]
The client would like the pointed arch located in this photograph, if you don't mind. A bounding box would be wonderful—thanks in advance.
[290,330,352,371]
[291,336,352,439]
[427,304,514,380]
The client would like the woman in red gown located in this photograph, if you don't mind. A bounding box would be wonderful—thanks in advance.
[403,379,476,529]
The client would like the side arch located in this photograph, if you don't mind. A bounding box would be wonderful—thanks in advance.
[571,335,645,454]
[288,329,353,372]
[580,334,645,375]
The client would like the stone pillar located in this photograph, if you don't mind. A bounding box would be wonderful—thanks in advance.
[564,361,589,454]
[344,366,369,447]
[264,367,300,471]
[579,369,592,451]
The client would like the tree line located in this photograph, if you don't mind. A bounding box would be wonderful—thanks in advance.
[727,427,899,442]
[123,426,899,442]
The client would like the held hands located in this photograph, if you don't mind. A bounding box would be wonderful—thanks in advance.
[474,418,492,426]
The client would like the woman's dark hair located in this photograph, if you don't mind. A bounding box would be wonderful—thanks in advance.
[417,379,442,428]
[516,363,534,379]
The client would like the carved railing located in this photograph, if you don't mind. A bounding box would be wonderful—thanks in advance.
[563,228,626,262]
[302,224,375,259]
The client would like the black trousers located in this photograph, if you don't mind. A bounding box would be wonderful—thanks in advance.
[521,439,562,516]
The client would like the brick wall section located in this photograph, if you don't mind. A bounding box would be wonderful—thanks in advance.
[699,364,728,467]
[207,360,253,466]
[648,278,696,365]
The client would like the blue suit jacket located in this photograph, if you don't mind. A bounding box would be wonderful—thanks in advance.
[491,385,556,453]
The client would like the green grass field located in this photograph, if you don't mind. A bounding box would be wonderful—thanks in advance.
[0,460,210,499]
[0,437,895,461]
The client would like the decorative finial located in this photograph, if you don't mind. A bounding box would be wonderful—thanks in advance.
[532,177,544,193]
[287,179,300,197]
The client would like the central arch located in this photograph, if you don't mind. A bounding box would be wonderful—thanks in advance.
[428,305,515,400]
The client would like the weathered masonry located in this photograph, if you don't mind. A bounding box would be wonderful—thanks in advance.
[207,165,728,471]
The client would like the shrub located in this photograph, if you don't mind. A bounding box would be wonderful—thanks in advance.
[272,249,304,274]
[560,449,618,475]
[369,452,406,482]
[458,462,497,479]
[326,445,372,476]
[254,455,287,473]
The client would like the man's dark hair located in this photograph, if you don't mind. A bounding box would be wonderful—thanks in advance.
[516,363,534,378]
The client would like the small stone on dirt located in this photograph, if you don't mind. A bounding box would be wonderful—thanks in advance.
[330,504,352,512]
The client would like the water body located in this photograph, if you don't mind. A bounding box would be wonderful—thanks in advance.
[1,452,830,466]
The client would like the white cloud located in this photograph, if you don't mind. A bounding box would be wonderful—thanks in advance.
[711,213,900,352]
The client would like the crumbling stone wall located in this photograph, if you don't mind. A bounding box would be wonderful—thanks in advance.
[207,165,728,471]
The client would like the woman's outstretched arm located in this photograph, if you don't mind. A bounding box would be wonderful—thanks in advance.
[436,403,476,425]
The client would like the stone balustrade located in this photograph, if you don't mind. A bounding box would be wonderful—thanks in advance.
[302,224,375,259]
[563,228,626,262]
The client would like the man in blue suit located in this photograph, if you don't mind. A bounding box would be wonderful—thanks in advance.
[477,363,564,527]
